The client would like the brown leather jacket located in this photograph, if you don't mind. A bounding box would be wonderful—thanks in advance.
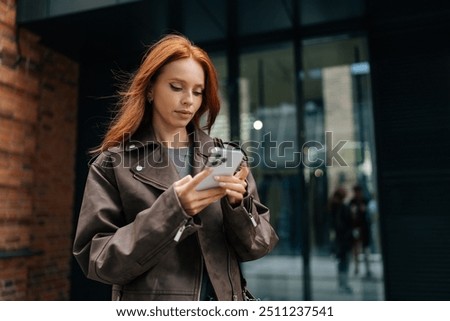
[73,126,278,300]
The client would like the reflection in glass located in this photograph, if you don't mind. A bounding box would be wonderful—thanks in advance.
[240,44,304,300]
[208,54,230,141]
[300,0,365,26]
[302,36,383,300]
[238,0,292,35]
[239,36,383,301]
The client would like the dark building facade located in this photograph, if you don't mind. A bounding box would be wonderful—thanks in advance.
[0,0,448,300]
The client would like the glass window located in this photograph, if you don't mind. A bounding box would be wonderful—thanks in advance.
[184,0,227,43]
[207,54,230,141]
[301,0,366,25]
[238,36,383,301]
[302,35,383,300]
[238,0,292,35]
[240,44,303,300]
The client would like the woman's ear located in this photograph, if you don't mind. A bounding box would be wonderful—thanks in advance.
[147,90,153,104]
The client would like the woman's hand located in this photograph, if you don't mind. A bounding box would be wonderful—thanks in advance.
[174,169,226,216]
[215,165,250,207]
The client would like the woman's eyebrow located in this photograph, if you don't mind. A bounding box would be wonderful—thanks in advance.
[168,78,204,88]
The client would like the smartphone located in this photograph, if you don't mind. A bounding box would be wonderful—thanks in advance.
[196,147,244,191]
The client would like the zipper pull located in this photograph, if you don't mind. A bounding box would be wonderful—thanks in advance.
[174,222,187,242]
[248,213,257,227]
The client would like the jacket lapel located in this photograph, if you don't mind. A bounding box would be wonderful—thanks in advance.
[130,145,180,190]
[128,125,216,191]
[190,128,216,177]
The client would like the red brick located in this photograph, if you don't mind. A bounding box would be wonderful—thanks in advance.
[0,2,79,300]
[0,155,33,191]
[0,1,16,27]
[0,33,42,66]
[0,1,16,7]
[0,224,30,250]
[0,18,13,34]
[0,85,39,123]
[0,117,36,155]
[18,28,40,43]
[0,186,33,221]
[0,64,39,96]
[0,257,28,300]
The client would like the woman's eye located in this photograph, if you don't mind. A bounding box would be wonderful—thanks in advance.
[170,84,182,91]
[193,91,203,96]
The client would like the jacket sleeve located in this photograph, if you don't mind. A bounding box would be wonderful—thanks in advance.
[221,170,279,261]
[72,154,199,285]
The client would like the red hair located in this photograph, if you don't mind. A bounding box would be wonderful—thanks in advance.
[94,34,221,153]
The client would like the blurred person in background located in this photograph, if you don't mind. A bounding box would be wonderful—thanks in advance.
[349,185,372,278]
[329,187,353,293]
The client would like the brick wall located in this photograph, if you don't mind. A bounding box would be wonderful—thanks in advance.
[0,0,79,300]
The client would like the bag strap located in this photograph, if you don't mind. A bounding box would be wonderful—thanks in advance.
[212,138,249,163]
[214,137,257,300]
[213,137,224,148]
[239,266,259,300]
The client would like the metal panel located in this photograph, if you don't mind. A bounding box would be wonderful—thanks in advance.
[369,0,450,300]
[17,0,141,23]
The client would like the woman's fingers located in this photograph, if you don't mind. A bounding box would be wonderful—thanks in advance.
[224,189,244,201]
[174,166,250,215]
[215,175,247,192]
[214,168,249,206]
[194,187,227,202]
[183,188,226,215]
[236,165,249,180]
[173,174,192,186]
[185,168,212,189]
[219,181,246,194]
[174,170,228,216]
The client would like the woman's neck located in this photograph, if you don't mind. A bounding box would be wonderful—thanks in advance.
[153,127,190,148]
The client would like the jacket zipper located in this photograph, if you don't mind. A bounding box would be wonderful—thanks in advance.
[174,222,188,242]
[197,255,203,301]
[196,233,203,301]
[223,226,237,300]
[138,219,189,265]
[248,213,257,227]
[228,246,238,300]
[133,172,191,242]
[247,196,257,227]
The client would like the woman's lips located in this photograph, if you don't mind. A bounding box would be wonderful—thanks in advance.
[175,110,193,116]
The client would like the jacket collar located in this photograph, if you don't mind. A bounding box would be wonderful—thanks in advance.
[128,123,216,190]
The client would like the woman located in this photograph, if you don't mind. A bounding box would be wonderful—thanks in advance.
[329,187,353,293]
[349,185,372,277]
[73,34,278,301]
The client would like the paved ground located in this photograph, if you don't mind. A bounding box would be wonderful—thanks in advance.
[241,253,384,301]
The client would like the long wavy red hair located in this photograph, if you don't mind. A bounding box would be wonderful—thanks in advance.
[94,34,221,153]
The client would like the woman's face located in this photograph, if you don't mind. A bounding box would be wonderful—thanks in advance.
[150,57,205,135]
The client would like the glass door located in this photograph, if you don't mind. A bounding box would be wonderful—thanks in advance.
[239,43,304,300]
[238,35,383,301]
[302,35,383,300]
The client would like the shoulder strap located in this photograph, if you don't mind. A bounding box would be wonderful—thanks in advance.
[213,137,248,162]
[213,137,224,148]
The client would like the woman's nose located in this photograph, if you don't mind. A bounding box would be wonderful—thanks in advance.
[182,92,193,105]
